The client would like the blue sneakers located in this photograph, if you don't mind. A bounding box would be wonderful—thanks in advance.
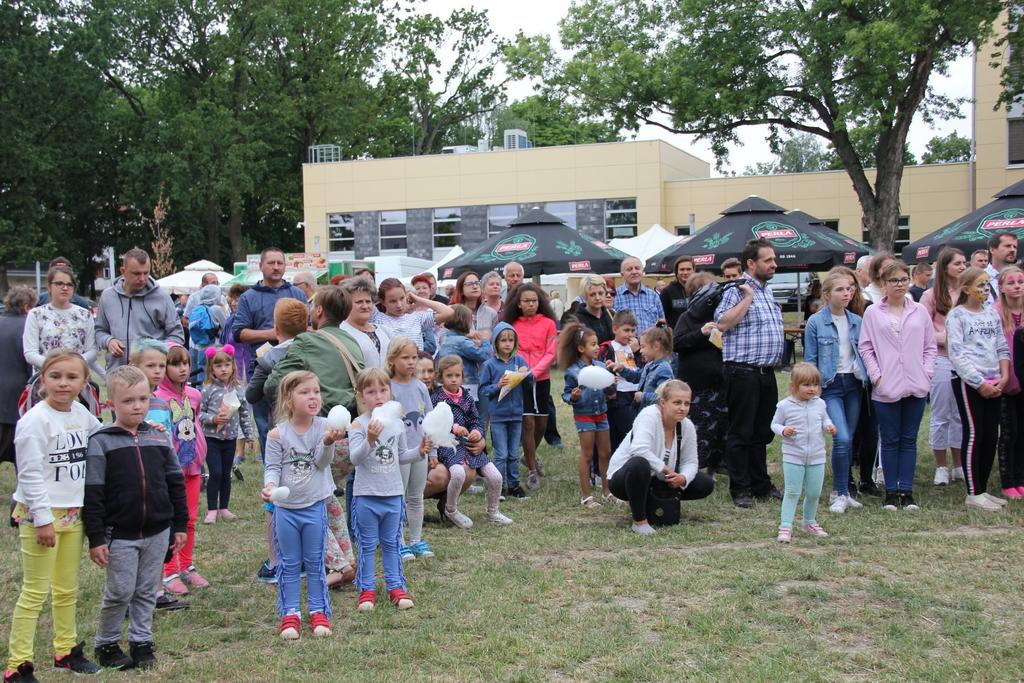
[400,545,415,562]
[256,560,278,584]
[409,540,434,558]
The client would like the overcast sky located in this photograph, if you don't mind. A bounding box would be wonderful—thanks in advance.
[422,0,974,176]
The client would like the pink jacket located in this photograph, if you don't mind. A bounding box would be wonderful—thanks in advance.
[859,297,937,403]
[996,303,1022,395]
[919,286,957,357]
[513,315,557,381]
[155,377,208,476]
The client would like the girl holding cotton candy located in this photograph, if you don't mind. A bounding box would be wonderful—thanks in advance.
[199,344,254,524]
[260,371,346,639]
[558,323,618,509]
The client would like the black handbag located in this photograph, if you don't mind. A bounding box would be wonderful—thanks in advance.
[644,423,684,527]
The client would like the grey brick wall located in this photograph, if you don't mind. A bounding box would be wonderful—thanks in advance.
[353,211,379,259]
[460,205,488,247]
[576,200,605,241]
[406,208,433,260]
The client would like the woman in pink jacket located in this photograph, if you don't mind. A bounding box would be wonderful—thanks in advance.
[504,283,558,491]
[859,260,937,512]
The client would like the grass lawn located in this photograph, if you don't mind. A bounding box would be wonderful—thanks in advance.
[2,370,1024,681]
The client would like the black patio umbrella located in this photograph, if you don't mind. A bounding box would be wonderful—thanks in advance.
[645,196,872,273]
[440,208,631,279]
[901,179,1024,264]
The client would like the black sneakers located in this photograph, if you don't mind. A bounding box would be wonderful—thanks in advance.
[733,495,754,509]
[256,560,278,584]
[129,642,156,670]
[232,465,244,481]
[155,593,189,611]
[900,492,920,511]
[859,480,883,497]
[54,641,100,674]
[4,662,38,683]
[94,642,133,670]
[883,492,900,511]
[506,485,530,499]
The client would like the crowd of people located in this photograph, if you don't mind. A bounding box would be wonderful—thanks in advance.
[2,232,1023,679]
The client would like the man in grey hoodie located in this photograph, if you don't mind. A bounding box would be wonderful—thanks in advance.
[95,248,184,369]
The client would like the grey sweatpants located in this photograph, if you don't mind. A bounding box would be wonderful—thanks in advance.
[95,529,169,646]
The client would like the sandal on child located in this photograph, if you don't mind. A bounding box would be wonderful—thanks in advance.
[602,493,625,506]
[581,496,602,509]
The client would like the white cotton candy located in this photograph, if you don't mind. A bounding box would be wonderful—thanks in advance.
[326,405,351,432]
[578,365,615,390]
[371,401,405,441]
[422,402,457,448]
[269,486,290,502]
[221,390,241,416]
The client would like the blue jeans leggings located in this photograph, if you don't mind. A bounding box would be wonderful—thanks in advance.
[821,373,862,496]
[205,437,235,511]
[490,420,523,489]
[350,495,406,593]
[780,462,825,529]
[274,501,330,618]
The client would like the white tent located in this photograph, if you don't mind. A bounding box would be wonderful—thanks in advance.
[400,246,464,287]
[609,224,678,264]
[156,260,233,294]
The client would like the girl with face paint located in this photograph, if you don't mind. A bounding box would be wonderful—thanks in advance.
[947,267,1012,512]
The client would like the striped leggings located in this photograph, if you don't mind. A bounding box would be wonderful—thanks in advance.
[952,377,1000,496]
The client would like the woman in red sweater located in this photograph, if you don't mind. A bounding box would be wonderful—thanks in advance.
[503,284,558,490]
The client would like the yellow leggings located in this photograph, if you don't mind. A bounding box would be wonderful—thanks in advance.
[6,512,83,670]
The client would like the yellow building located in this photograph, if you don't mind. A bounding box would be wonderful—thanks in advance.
[302,40,1022,265]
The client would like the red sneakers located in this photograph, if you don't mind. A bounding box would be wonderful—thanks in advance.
[388,588,414,610]
[279,614,301,640]
[310,612,332,637]
[357,590,376,611]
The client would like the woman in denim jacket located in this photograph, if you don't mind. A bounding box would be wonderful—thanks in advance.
[804,268,866,514]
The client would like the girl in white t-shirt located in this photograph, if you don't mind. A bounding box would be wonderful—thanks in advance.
[7,350,102,679]
[373,278,453,352]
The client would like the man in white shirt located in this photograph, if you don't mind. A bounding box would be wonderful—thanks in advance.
[986,232,1018,301]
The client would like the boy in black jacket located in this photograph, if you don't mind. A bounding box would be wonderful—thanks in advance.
[83,366,187,670]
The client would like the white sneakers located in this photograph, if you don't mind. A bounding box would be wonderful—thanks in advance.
[444,508,474,529]
[829,496,849,514]
[982,492,1008,507]
[934,466,950,486]
[965,494,1002,512]
[486,511,514,526]
[829,494,863,514]
[951,467,965,482]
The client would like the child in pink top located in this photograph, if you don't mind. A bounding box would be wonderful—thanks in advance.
[505,283,557,490]
[858,260,936,511]
[156,345,209,592]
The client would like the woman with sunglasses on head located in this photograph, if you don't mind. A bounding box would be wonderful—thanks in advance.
[450,271,499,344]
[23,266,97,371]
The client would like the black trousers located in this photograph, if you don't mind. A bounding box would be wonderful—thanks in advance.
[998,392,1024,489]
[544,394,562,445]
[722,364,776,497]
[607,394,638,454]
[608,456,715,522]
[690,387,727,469]
[852,383,878,485]
[953,378,1001,496]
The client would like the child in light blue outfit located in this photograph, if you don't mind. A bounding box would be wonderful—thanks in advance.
[479,322,532,498]
[771,363,836,544]
[347,368,430,612]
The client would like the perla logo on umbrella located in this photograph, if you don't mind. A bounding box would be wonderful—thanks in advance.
[481,234,538,263]
[978,209,1024,235]
[751,221,815,249]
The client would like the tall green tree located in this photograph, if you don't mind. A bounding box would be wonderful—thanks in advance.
[559,0,1006,249]
[384,9,546,156]
[921,131,972,163]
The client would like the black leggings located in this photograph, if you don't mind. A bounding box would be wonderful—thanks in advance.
[998,393,1024,489]
[953,378,1001,496]
[608,456,714,522]
[206,437,235,511]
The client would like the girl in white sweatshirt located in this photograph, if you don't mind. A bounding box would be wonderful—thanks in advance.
[772,363,836,544]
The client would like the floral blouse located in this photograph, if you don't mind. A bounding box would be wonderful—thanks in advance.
[22,304,97,369]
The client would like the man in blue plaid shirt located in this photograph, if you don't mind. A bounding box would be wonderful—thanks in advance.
[714,239,785,509]
[616,257,665,333]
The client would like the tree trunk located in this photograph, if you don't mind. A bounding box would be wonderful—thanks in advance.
[866,163,904,252]
[227,202,244,264]
[0,262,9,296]
[205,196,220,262]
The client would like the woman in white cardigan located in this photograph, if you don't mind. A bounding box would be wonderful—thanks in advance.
[607,380,715,535]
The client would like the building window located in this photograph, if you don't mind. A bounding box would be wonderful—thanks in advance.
[1010,118,1024,165]
[380,210,407,251]
[861,216,910,254]
[605,198,637,239]
[433,208,462,248]
[488,204,517,235]
[327,213,354,252]
[544,201,577,228]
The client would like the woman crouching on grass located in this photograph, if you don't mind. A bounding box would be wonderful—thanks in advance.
[606,380,714,535]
